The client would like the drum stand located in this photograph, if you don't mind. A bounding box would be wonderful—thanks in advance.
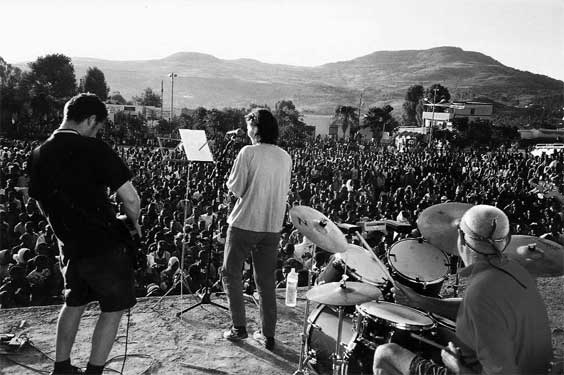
[452,256,463,297]
[294,245,316,375]
[332,304,346,375]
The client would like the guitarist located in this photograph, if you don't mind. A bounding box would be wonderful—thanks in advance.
[29,93,141,375]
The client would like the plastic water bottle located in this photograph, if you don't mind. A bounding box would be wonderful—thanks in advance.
[285,268,298,307]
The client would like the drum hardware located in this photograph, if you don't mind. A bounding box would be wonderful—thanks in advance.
[452,256,463,297]
[332,305,346,375]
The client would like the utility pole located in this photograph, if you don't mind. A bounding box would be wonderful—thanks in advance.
[160,80,164,120]
[357,89,364,129]
[168,73,177,123]
[430,88,439,145]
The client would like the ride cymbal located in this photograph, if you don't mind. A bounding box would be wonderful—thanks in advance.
[289,206,348,253]
[504,235,564,277]
[416,202,473,255]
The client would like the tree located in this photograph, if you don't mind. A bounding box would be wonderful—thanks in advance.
[27,54,77,119]
[220,107,246,134]
[425,84,451,103]
[274,100,304,128]
[108,91,127,105]
[402,85,424,126]
[273,100,308,144]
[80,67,109,100]
[133,87,161,107]
[190,107,209,130]
[204,108,226,137]
[0,57,27,132]
[363,105,398,143]
[332,105,358,137]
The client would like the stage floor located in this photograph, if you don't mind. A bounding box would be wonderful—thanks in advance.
[0,290,306,375]
[1,278,563,375]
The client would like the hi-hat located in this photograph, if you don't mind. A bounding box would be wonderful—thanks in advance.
[306,281,382,306]
[504,235,564,277]
[416,202,473,255]
[289,206,348,253]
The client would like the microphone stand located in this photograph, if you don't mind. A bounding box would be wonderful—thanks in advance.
[177,135,238,317]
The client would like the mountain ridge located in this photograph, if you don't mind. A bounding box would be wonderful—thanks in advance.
[16,46,563,114]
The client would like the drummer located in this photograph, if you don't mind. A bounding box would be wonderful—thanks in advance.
[372,205,553,375]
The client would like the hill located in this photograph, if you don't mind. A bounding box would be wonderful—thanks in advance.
[16,47,564,114]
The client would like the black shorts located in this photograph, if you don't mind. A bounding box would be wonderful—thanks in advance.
[409,355,452,375]
[61,247,136,312]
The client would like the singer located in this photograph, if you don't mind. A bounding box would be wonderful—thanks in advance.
[221,108,292,350]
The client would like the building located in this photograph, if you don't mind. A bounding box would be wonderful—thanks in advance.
[105,103,184,122]
[421,101,494,130]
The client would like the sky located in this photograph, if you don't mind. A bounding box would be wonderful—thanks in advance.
[1,0,563,80]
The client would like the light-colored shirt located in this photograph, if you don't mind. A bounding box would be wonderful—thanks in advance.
[456,259,552,375]
[227,143,292,233]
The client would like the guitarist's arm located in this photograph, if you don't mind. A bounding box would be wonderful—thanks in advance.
[116,180,141,237]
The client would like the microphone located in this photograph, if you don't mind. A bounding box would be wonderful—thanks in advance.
[226,128,245,137]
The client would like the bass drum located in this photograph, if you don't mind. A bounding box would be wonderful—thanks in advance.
[306,304,374,375]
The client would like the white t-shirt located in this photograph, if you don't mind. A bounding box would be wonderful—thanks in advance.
[227,143,292,233]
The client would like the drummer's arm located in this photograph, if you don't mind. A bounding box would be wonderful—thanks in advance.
[394,282,461,321]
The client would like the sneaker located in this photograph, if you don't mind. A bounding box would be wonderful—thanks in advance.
[50,365,84,374]
[223,326,248,341]
[253,330,275,351]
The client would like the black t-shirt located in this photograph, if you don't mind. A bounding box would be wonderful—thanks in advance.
[29,130,132,259]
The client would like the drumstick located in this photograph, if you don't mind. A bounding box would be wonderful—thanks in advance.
[409,333,459,358]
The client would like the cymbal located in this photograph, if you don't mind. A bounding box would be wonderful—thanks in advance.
[504,235,564,277]
[289,206,348,253]
[306,281,382,306]
[336,244,392,285]
[417,202,473,255]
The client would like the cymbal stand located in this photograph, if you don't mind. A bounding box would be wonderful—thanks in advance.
[331,276,348,375]
[452,256,463,297]
[293,244,316,375]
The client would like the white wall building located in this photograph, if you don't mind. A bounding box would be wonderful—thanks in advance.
[421,101,493,130]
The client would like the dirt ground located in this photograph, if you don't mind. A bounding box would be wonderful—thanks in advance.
[0,279,563,375]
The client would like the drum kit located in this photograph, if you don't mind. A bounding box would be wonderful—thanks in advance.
[289,204,564,375]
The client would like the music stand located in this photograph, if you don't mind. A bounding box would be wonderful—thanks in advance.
[176,129,229,317]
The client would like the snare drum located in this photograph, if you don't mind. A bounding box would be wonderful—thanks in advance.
[355,301,436,359]
[387,239,449,297]
[317,244,388,286]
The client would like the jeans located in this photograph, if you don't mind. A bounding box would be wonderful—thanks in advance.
[221,226,280,337]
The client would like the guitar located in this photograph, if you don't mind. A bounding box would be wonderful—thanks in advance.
[114,215,142,268]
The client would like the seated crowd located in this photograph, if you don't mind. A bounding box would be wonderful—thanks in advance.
[0,134,563,308]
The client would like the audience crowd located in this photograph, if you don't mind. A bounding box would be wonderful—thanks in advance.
[1,133,563,308]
